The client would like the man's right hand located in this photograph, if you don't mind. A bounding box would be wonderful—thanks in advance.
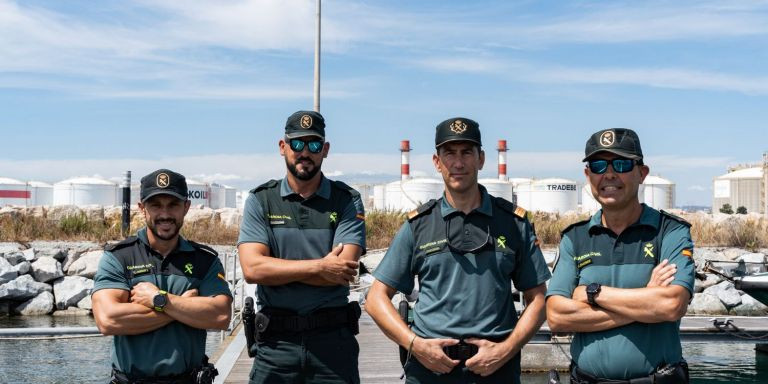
[412,337,460,374]
[647,259,677,287]
[317,244,359,285]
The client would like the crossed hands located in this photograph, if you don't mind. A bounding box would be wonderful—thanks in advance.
[316,243,359,285]
[130,281,198,309]
[572,259,677,302]
[411,337,512,377]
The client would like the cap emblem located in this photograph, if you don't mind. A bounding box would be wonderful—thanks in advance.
[156,173,170,188]
[300,114,313,129]
[599,130,615,147]
[450,119,467,134]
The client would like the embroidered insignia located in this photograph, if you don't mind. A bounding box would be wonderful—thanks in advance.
[513,206,526,218]
[599,130,615,147]
[355,213,365,221]
[184,263,194,275]
[644,243,655,258]
[217,272,226,281]
[496,235,507,249]
[300,114,313,129]
[450,119,467,134]
[682,249,693,258]
[156,173,169,188]
[329,212,338,224]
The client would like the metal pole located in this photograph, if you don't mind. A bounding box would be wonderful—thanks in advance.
[313,0,321,112]
[121,171,131,237]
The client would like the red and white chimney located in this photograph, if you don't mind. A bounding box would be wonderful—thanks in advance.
[497,140,508,181]
[400,140,411,181]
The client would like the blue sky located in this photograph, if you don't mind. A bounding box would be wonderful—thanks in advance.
[1,0,767,207]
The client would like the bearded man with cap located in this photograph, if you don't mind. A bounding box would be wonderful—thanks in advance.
[546,129,695,383]
[365,117,550,384]
[238,110,366,384]
[92,169,232,384]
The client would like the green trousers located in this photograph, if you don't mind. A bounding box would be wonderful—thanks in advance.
[248,327,359,384]
[404,353,521,384]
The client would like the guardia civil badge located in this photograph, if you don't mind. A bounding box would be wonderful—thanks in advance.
[599,130,615,147]
[156,173,169,188]
[450,119,467,134]
[300,114,313,129]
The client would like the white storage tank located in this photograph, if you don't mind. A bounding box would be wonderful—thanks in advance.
[516,178,578,213]
[54,177,118,206]
[186,179,210,207]
[373,184,386,211]
[209,182,227,209]
[27,181,53,206]
[479,178,514,202]
[224,185,237,208]
[384,178,443,212]
[510,178,533,208]
[0,177,31,206]
[643,175,675,211]
[351,184,373,211]
[237,190,249,211]
[713,166,763,215]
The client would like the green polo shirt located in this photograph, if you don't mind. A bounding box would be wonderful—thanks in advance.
[547,204,695,380]
[238,175,366,314]
[92,228,232,378]
[374,186,551,340]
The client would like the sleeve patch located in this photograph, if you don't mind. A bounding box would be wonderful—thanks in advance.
[514,206,526,218]
[682,249,693,258]
[217,272,227,281]
[356,213,365,221]
[407,209,419,220]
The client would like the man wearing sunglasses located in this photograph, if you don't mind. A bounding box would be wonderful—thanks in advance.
[546,128,695,383]
[366,117,551,383]
[238,110,366,384]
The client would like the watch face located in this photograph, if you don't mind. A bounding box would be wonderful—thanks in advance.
[153,293,167,308]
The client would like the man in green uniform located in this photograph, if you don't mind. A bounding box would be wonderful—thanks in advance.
[546,128,695,383]
[238,110,366,384]
[92,169,233,384]
[366,117,551,384]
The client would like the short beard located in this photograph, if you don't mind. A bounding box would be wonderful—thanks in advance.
[148,218,181,241]
[286,157,321,181]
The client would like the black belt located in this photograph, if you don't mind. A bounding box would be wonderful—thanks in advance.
[110,368,193,384]
[570,362,689,384]
[261,302,360,334]
[443,341,479,361]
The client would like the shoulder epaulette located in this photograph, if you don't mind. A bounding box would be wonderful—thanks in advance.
[407,199,438,222]
[104,236,139,252]
[250,179,280,194]
[189,241,219,257]
[493,197,527,219]
[660,210,691,228]
[331,180,361,198]
[560,218,592,236]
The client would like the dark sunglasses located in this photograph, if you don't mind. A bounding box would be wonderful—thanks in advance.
[446,222,491,254]
[289,138,324,154]
[587,158,637,174]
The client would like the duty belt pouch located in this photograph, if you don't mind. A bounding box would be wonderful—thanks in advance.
[347,302,361,335]
[193,356,218,384]
[653,361,689,384]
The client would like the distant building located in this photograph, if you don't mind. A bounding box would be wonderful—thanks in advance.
[712,153,768,215]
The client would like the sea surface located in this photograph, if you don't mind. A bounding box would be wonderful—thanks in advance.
[1,316,767,383]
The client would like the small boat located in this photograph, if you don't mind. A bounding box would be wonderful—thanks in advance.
[704,260,768,306]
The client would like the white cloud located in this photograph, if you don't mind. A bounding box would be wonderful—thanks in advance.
[688,185,709,191]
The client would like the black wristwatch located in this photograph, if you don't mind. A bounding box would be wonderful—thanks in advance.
[586,283,601,306]
[153,290,168,312]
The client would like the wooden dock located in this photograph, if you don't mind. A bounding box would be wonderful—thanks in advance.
[215,314,768,383]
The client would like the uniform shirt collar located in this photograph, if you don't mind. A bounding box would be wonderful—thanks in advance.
[588,203,659,231]
[137,227,195,252]
[440,185,493,218]
[280,174,331,199]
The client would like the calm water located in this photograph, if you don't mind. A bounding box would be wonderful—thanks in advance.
[1,316,767,383]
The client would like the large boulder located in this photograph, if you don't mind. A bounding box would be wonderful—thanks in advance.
[704,281,742,308]
[693,248,728,271]
[0,274,52,301]
[730,294,768,316]
[77,294,92,310]
[218,208,242,228]
[0,242,23,255]
[36,248,66,261]
[67,250,102,278]
[14,291,54,315]
[3,251,26,265]
[31,257,64,283]
[53,276,93,310]
[694,273,721,293]
[0,257,18,284]
[185,207,216,225]
[688,293,728,315]
[13,261,31,275]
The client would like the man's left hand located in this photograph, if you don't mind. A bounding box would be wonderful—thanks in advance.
[464,338,512,377]
[130,281,161,309]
